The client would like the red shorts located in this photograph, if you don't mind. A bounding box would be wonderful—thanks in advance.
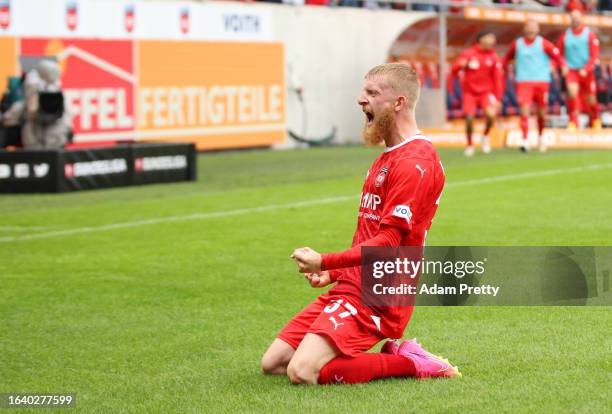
[462,91,498,116]
[516,82,550,107]
[277,294,385,357]
[566,69,596,94]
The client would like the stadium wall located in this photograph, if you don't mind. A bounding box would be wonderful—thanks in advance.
[0,0,428,149]
[268,5,429,146]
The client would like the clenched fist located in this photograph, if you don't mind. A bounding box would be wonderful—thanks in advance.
[290,247,322,273]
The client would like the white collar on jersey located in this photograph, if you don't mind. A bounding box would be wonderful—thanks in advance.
[384,131,430,153]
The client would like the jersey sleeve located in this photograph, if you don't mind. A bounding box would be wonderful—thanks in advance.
[557,32,566,58]
[543,38,566,68]
[493,56,504,101]
[321,226,404,272]
[585,31,600,72]
[379,158,426,233]
[502,40,517,66]
[451,49,471,75]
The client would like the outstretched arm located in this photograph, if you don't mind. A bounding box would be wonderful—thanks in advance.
[291,225,404,276]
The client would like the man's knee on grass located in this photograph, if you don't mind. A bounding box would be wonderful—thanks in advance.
[285,333,339,385]
[261,339,295,375]
[286,358,320,385]
[261,353,287,375]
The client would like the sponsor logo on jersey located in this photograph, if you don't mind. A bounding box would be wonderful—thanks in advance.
[392,204,412,223]
[358,211,381,221]
[415,164,426,177]
[361,192,382,211]
[375,166,388,188]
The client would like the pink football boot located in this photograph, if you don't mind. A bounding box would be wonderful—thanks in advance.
[383,338,461,379]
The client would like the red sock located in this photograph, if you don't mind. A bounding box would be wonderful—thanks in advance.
[567,97,578,125]
[466,132,473,146]
[318,353,416,384]
[520,115,529,140]
[537,116,545,136]
[483,121,492,136]
[590,101,600,125]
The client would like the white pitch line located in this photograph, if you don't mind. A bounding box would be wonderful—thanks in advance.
[445,162,612,188]
[0,195,355,243]
[0,226,51,232]
[1,162,611,244]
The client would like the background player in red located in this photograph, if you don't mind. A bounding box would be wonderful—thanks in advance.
[557,9,601,130]
[503,19,566,153]
[451,31,504,157]
[260,63,459,385]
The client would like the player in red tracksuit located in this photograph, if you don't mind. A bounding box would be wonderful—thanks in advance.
[503,19,566,152]
[261,63,459,385]
[557,9,601,129]
[451,31,504,157]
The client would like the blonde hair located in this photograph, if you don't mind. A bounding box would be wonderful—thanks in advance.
[366,63,420,111]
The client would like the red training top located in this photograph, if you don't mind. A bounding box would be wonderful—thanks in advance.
[451,44,504,100]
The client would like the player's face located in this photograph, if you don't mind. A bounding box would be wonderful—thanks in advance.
[524,21,539,38]
[358,76,397,146]
[570,10,582,28]
[479,33,496,49]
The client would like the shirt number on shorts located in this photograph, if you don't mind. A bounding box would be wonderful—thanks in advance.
[324,299,358,330]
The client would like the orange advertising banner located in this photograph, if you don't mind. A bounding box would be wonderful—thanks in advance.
[424,118,612,149]
[0,36,17,84]
[464,6,612,28]
[137,41,285,150]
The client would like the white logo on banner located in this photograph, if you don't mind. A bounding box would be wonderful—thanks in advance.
[14,163,29,178]
[34,163,50,178]
[66,159,128,178]
[223,14,260,34]
[0,164,10,179]
[136,155,187,172]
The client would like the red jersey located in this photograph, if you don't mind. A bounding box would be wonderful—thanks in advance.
[452,44,504,99]
[326,133,445,339]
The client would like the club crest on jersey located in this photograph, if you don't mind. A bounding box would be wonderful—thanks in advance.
[375,167,388,188]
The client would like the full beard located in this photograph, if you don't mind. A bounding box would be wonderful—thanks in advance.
[362,107,395,146]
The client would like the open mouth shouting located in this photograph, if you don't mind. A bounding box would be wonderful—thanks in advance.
[364,109,375,126]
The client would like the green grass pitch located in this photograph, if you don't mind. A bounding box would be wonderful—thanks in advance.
[1,146,611,413]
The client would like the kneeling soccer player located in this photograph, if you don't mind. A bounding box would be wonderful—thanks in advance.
[261,63,460,385]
